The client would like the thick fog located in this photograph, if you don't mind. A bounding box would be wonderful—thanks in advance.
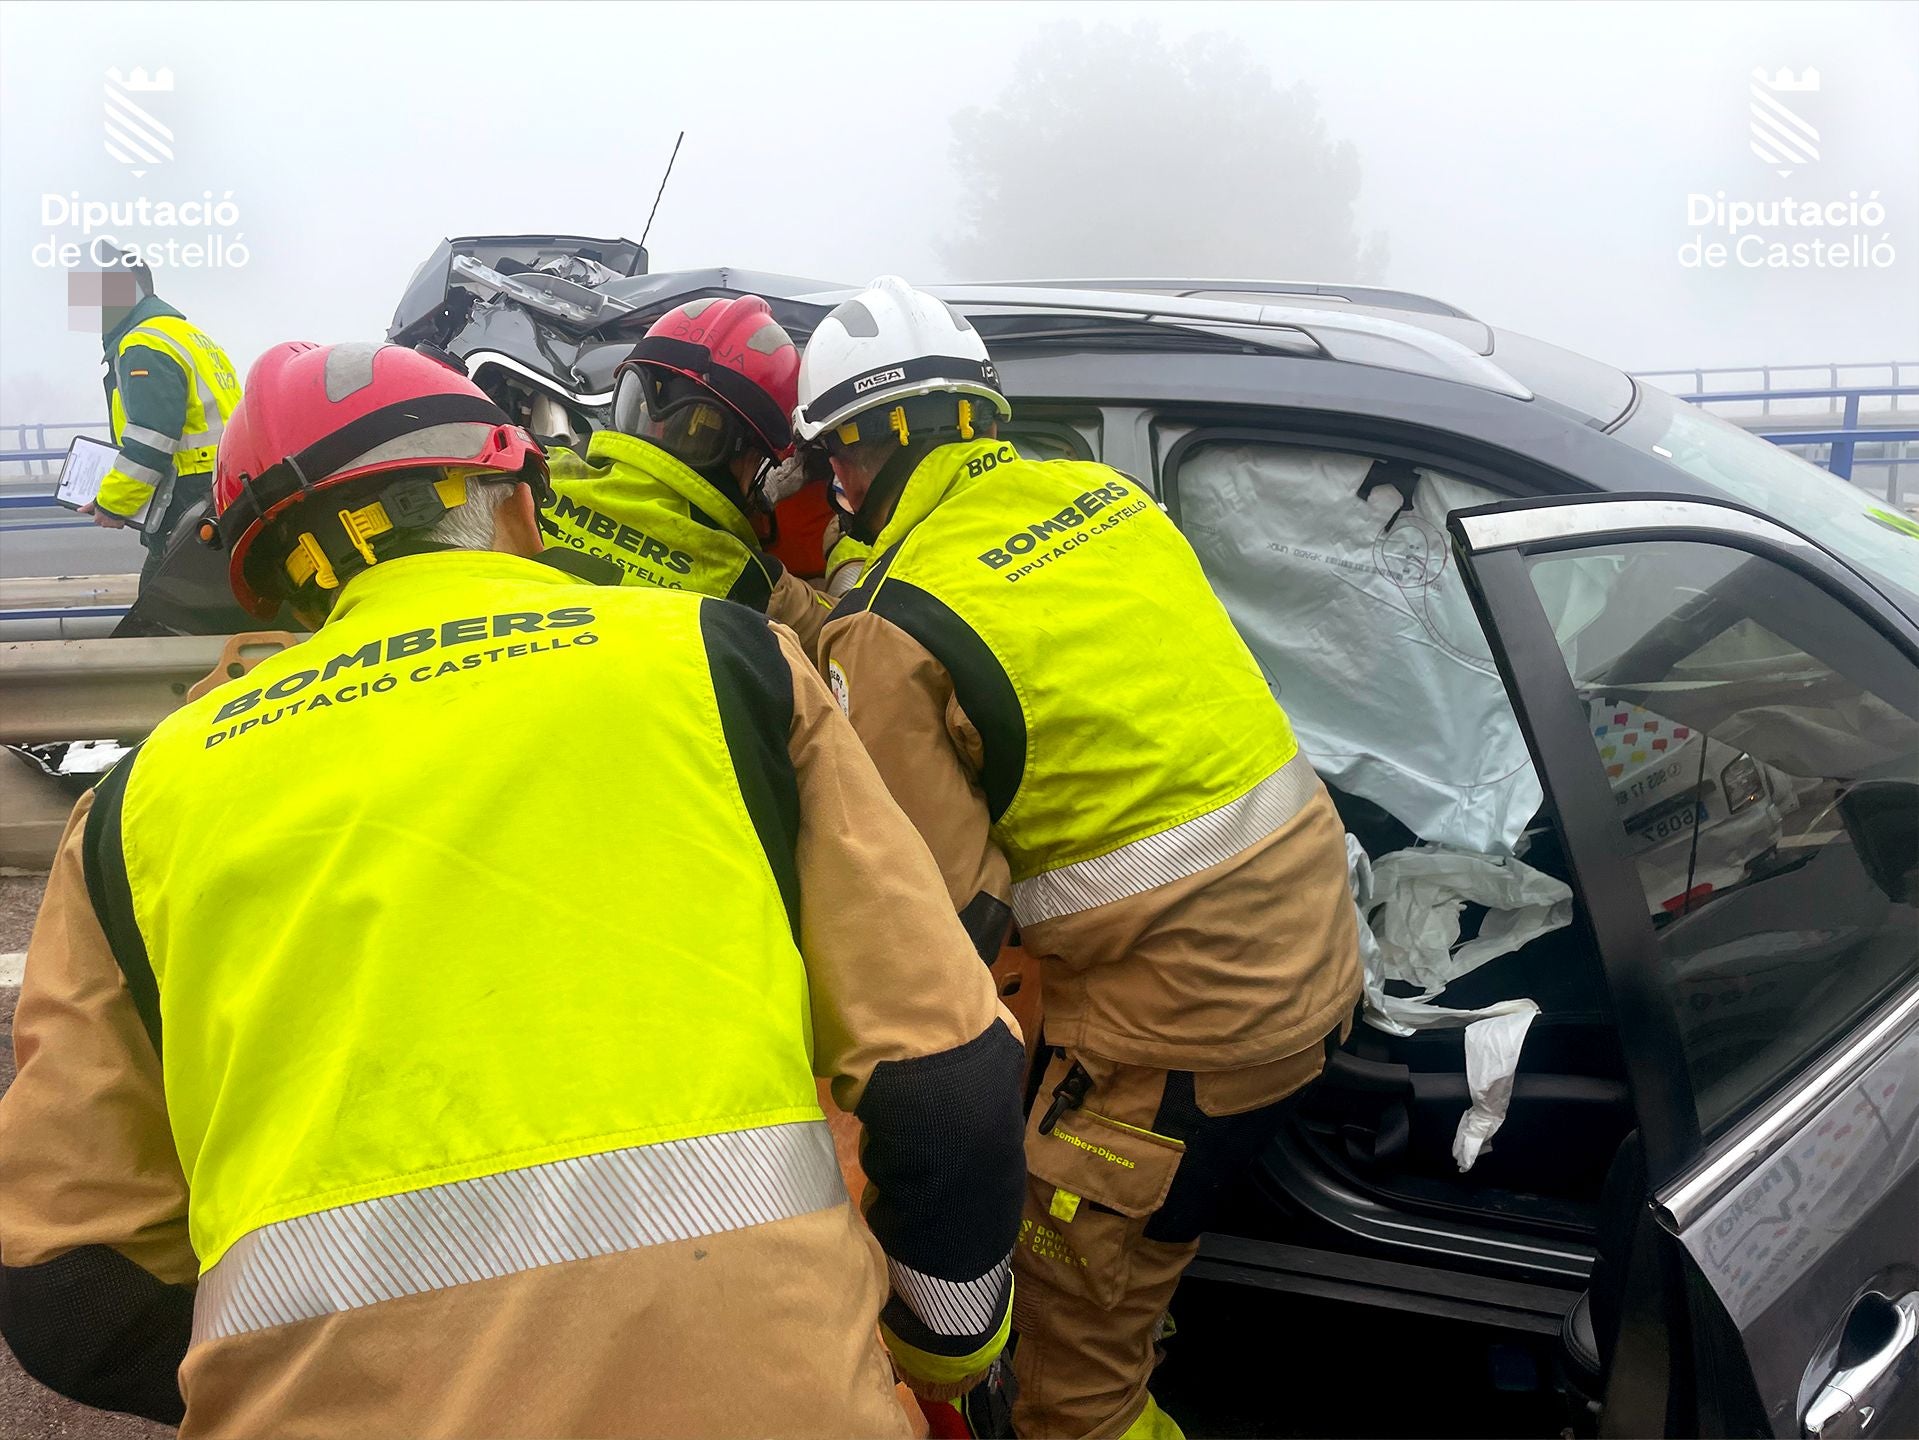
[3,0,1914,421]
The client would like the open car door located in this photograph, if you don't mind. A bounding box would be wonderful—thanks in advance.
[1447,494,1919,1437]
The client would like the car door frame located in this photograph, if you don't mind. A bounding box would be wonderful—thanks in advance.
[1448,491,1919,1434]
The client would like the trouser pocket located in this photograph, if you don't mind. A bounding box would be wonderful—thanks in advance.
[1142,1026,1344,1245]
[1019,1058,1184,1311]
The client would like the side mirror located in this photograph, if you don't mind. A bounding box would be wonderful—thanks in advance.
[1836,780,1919,905]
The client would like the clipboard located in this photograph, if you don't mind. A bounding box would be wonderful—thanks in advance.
[52,434,158,528]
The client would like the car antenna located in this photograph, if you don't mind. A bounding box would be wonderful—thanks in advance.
[639,131,685,252]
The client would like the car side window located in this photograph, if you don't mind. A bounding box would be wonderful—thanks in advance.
[1522,539,1919,1134]
[1003,423,1095,463]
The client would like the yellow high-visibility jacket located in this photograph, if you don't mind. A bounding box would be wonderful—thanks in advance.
[100,298,242,520]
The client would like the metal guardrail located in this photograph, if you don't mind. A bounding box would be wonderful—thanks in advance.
[0,632,296,869]
[0,634,297,745]
[0,636,234,744]
[1636,362,1916,416]
[1,421,109,478]
[1663,384,1919,487]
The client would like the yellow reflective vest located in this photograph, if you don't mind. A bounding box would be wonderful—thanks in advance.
[102,312,243,518]
[91,552,824,1277]
[840,439,1307,925]
[541,432,785,609]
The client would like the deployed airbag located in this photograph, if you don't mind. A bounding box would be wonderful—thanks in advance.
[1181,443,1544,853]
[1345,837,1564,1171]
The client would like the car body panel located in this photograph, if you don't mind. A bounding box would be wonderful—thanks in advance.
[1678,1013,1919,1437]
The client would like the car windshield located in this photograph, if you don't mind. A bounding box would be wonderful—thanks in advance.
[1629,385,1919,612]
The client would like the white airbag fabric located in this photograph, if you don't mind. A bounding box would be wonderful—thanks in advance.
[1454,1007,1539,1172]
[1344,837,1561,1171]
[1180,444,1538,854]
[1367,848,1574,995]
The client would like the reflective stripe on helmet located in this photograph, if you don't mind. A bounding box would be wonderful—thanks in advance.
[797,354,1005,438]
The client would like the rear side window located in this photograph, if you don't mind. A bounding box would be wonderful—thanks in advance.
[1002,418,1098,463]
[1524,539,1919,1133]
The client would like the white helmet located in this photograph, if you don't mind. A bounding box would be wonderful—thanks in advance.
[793,276,1010,443]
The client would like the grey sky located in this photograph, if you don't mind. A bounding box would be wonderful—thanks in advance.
[3,0,1914,422]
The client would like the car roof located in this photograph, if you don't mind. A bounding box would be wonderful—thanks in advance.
[610,271,1638,430]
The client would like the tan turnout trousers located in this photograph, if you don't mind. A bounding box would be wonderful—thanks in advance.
[1011,1038,1338,1438]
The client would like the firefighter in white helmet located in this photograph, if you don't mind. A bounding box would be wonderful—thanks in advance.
[802,278,1361,1440]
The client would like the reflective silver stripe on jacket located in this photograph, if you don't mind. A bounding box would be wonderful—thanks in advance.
[888,1252,1012,1339]
[826,559,866,599]
[1009,751,1319,927]
[192,1119,844,1343]
[120,422,179,454]
[110,454,168,487]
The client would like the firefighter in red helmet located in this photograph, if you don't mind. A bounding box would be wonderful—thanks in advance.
[541,295,834,651]
[0,338,1027,1435]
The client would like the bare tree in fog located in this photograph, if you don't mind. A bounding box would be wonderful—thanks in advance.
[944,24,1387,282]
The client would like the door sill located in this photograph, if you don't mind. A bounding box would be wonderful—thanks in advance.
[1189,1231,1582,1337]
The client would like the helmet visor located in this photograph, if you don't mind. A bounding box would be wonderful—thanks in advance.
[613,366,748,472]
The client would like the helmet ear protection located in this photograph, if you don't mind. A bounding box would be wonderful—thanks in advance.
[818,392,1004,457]
[238,469,504,608]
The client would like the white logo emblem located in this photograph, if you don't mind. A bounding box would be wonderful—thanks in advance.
[853,367,906,396]
[104,66,175,178]
[827,660,851,718]
[1749,67,1819,179]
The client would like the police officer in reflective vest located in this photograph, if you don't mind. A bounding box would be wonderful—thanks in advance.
[806,279,1364,1440]
[77,254,243,586]
[540,296,835,653]
[0,341,1026,1436]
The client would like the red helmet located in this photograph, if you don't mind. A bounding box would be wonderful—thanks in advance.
[211,341,546,617]
[611,295,800,467]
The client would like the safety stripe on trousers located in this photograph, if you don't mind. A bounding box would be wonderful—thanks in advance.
[191,1119,845,1343]
[888,1253,1012,1339]
[1010,751,1319,927]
